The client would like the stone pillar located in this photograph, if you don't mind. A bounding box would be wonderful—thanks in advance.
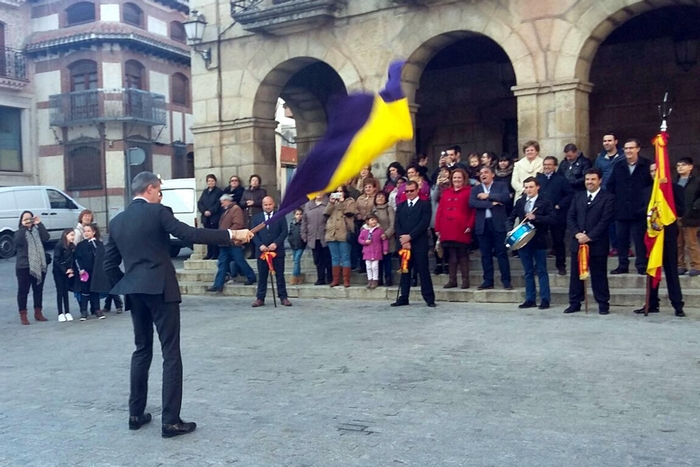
[512,80,593,159]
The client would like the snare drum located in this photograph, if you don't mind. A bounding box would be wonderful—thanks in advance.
[505,222,536,250]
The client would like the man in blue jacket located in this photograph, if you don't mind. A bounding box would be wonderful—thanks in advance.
[251,196,291,307]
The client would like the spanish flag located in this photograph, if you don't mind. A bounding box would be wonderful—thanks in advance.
[644,132,677,287]
[269,60,413,223]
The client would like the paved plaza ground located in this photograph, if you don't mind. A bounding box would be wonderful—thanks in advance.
[1,255,700,466]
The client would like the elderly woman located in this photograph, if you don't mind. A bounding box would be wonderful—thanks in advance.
[302,194,332,285]
[73,209,94,245]
[512,140,544,198]
[324,186,357,288]
[197,173,224,260]
[15,210,50,325]
[434,168,476,289]
[240,174,267,259]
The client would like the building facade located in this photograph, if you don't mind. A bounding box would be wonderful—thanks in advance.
[1,0,194,225]
[186,0,700,198]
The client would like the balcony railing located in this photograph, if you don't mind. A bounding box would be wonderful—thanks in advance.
[0,47,27,81]
[49,88,166,127]
[232,0,346,35]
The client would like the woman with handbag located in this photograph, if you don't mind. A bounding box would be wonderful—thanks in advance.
[324,185,357,287]
[14,211,50,325]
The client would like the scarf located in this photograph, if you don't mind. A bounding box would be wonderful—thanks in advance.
[25,227,47,284]
[495,166,513,178]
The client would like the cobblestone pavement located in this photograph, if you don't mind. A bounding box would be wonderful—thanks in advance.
[1,255,700,467]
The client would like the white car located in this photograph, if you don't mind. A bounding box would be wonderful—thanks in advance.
[159,178,198,257]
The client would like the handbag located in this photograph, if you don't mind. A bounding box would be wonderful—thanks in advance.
[45,252,52,265]
[79,270,90,282]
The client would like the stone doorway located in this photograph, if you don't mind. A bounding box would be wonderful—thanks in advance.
[588,5,700,163]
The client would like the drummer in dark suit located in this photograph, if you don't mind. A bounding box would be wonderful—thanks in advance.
[565,168,615,315]
[506,177,557,309]
[104,171,253,437]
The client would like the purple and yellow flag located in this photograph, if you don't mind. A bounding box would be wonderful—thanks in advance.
[644,132,677,287]
[267,60,413,224]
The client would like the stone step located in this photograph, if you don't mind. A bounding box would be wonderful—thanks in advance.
[177,281,700,308]
[176,268,700,290]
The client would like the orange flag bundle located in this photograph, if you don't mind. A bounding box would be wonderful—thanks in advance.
[578,244,590,280]
[260,251,277,274]
[398,248,411,273]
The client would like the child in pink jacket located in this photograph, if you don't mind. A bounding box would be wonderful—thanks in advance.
[358,214,389,289]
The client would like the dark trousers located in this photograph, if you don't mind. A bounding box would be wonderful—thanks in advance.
[569,252,609,311]
[398,251,435,305]
[16,268,45,311]
[477,219,511,286]
[545,223,567,269]
[256,254,288,301]
[518,245,550,302]
[616,219,647,272]
[312,240,332,283]
[204,224,219,259]
[104,294,123,311]
[379,253,393,281]
[649,224,683,310]
[79,292,100,316]
[230,245,256,282]
[53,272,71,315]
[129,293,183,425]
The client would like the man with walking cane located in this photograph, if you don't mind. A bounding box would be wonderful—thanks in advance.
[251,196,292,307]
[564,168,615,315]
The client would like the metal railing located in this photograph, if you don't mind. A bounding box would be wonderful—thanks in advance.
[0,47,27,81]
[49,88,166,127]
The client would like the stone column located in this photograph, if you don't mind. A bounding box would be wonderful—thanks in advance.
[512,79,593,159]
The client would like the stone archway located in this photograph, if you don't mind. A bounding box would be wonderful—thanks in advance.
[251,57,347,197]
[403,32,519,165]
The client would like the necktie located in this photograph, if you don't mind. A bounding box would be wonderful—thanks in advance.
[587,194,593,205]
[526,198,533,213]
[266,213,271,229]
[409,200,414,208]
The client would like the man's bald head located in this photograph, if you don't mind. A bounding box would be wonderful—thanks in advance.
[262,196,275,213]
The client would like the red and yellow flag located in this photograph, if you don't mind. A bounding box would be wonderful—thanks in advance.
[644,132,677,287]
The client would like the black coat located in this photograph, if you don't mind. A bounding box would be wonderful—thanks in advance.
[506,195,557,250]
[607,157,653,220]
[105,199,231,305]
[395,199,432,253]
[222,185,245,205]
[468,181,511,234]
[197,186,224,228]
[252,211,288,255]
[53,242,77,292]
[558,153,592,191]
[567,190,616,256]
[677,175,700,227]
[75,239,112,293]
[14,223,49,270]
[536,172,573,225]
[288,220,306,250]
[240,187,268,223]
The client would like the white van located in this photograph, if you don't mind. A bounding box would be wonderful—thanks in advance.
[159,178,198,257]
[0,186,86,259]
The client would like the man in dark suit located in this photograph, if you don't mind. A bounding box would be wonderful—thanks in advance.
[104,172,253,437]
[537,156,573,275]
[633,163,686,317]
[607,138,653,274]
[565,168,615,315]
[469,166,512,290]
[251,196,292,307]
[506,177,557,309]
[391,180,435,307]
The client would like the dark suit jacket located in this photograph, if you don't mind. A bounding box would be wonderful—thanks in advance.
[608,157,653,220]
[567,190,615,256]
[469,181,510,234]
[104,199,231,304]
[252,211,288,255]
[506,195,557,250]
[395,199,431,253]
[536,172,573,225]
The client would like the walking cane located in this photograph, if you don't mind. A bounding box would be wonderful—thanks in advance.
[397,248,411,302]
[578,244,590,314]
[261,251,278,308]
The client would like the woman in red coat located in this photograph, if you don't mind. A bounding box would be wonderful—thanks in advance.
[434,168,476,289]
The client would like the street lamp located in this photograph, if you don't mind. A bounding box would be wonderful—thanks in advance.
[673,36,699,72]
[183,10,212,69]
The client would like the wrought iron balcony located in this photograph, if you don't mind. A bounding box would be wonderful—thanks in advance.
[232,0,346,35]
[0,47,28,89]
[49,88,166,127]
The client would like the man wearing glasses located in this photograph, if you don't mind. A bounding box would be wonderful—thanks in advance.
[607,138,653,275]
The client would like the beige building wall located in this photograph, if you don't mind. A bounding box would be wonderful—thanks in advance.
[187,0,700,193]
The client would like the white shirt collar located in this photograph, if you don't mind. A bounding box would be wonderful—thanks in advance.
[587,187,601,200]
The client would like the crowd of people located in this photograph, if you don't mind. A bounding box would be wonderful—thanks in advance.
[200,133,700,315]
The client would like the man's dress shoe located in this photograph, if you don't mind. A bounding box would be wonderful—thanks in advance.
[129,413,152,430]
[162,420,197,438]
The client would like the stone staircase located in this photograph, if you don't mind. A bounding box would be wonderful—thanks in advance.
[177,247,700,308]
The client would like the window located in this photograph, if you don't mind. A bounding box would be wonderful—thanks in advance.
[0,106,22,172]
[66,145,101,190]
[69,60,98,91]
[66,2,95,26]
[124,60,143,89]
[47,189,73,209]
[170,21,186,43]
[123,3,143,27]
[171,73,189,106]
